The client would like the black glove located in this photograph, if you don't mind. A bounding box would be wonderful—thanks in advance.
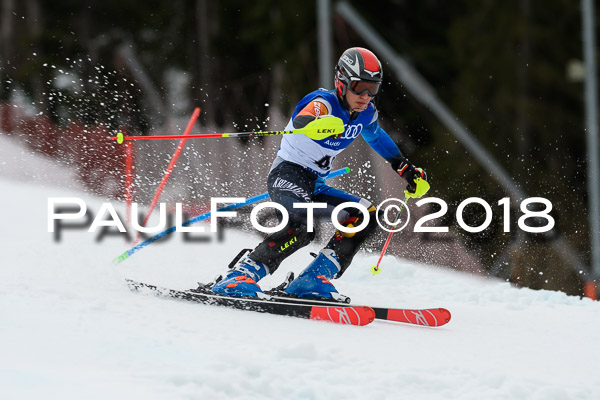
[390,156,427,193]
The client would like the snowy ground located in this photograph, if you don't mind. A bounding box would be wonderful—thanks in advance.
[2,135,599,400]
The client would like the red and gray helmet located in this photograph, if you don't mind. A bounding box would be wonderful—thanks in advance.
[335,47,383,98]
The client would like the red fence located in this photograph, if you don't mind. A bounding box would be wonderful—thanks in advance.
[0,103,131,199]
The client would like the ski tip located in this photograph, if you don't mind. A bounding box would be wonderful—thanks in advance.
[439,308,452,324]
[125,279,142,292]
[385,307,452,327]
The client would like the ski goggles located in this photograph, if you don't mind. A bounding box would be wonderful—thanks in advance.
[349,80,381,97]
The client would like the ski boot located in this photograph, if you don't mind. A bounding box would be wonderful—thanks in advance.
[284,249,348,302]
[211,255,269,298]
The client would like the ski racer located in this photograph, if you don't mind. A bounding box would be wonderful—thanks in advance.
[211,47,427,300]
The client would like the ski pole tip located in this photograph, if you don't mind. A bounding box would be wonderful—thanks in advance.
[371,265,381,275]
[116,132,124,144]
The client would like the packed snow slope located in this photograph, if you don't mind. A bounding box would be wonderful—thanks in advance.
[1,136,599,400]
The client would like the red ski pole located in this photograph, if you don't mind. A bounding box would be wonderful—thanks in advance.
[371,178,430,275]
[371,193,409,275]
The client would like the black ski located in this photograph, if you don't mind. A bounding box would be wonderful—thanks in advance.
[126,279,375,326]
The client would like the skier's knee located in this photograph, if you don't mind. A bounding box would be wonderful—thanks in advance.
[336,202,379,238]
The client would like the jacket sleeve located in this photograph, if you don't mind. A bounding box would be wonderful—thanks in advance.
[292,99,330,129]
[361,121,406,162]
